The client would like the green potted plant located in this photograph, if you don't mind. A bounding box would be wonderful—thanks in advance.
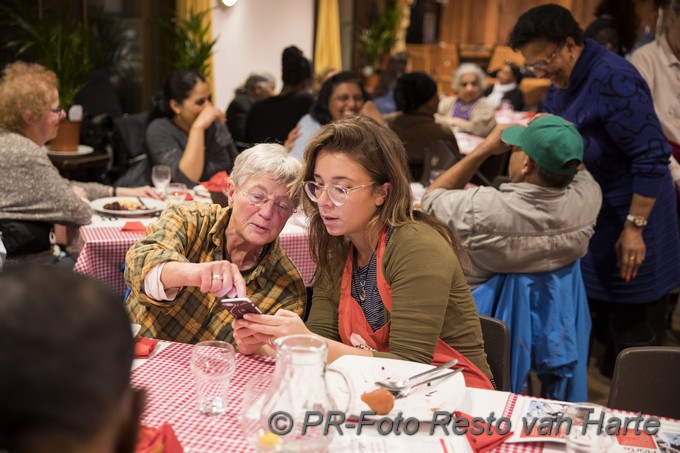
[357,5,401,77]
[160,7,217,76]
[1,1,93,151]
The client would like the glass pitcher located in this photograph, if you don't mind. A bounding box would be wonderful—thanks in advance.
[246,335,353,452]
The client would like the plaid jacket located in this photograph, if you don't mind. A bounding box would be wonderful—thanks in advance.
[124,203,305,344]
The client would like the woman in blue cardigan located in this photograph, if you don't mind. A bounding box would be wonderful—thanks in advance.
[509,4,680,375]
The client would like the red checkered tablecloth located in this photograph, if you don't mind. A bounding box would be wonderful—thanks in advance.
[132,342,276,452]
[132,343,545,453]
[74,215,316,295]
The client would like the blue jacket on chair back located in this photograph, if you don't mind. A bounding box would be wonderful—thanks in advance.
[471,260,591,402]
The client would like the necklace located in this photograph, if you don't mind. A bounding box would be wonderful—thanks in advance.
[353,251,376,303]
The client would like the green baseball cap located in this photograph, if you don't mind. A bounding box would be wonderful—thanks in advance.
[501,115,583,175]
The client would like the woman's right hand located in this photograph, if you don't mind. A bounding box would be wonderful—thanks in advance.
[191,100,226,131]
[161,261,246,298]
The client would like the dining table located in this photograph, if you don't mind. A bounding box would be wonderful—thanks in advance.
[132,341,680,453]
[73,196,316,295]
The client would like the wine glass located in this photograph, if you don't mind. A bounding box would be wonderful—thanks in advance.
[166,183,188,205]
[151,165,171,196]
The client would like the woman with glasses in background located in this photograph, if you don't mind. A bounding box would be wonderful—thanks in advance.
[125,144,306,344]
[510,4,680,377]
[233,117,494,389]
[146,69,238,186]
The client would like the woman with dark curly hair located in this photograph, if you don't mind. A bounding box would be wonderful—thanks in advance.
[287,71,383,160]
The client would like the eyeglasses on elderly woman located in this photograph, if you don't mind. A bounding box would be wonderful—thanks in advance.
[238,189,296,216]
[524,43,563,72]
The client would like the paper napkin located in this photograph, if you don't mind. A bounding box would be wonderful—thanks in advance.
[121,222,147,233]
[135,423,183,453]
[135,337,159,358]
[455,411,513,453]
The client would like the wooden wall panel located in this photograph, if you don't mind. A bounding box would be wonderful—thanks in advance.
[439,0,599,49]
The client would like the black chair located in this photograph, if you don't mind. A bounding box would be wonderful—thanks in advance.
[106,112,151,187]
[479,315,511,391]
[607,346,680,419]
[420,140,462,185]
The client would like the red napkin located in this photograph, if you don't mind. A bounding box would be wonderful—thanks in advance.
[122,222,148,233]
[455,411,513,453]
[135,337,159,358]
[200,171,229,193]
[135,423,183,453]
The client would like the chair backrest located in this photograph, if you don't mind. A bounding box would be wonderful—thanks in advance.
[607,346,680,419]
[420,139,462,185]
[109,112,151,187]
[479,315,511,391]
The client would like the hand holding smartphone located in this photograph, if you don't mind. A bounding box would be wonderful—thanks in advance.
[221,297,262,320]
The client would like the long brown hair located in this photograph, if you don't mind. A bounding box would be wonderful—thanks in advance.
[297,116,468,287]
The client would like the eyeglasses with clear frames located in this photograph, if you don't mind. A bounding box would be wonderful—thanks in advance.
[303,181,375,207]
[524,43,563,73]
[238,190,295,215]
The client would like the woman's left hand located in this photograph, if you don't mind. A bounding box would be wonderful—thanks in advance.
[118,186,163,200]
[239,309,311,344]
[615,226,646,282]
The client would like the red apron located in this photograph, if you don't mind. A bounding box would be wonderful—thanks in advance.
[337,228,493,390]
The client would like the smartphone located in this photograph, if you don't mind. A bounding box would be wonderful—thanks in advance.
[220,297,262,320]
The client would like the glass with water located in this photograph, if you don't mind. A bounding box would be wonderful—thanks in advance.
[151,165,171,196]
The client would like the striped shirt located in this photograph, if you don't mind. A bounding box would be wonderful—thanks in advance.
[351,229,393,332]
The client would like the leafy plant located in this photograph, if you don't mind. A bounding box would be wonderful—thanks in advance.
[357,4,401,72]
[160,7,217,76]
[1,1,93,111]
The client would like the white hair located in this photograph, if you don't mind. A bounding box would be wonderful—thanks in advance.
[230,143,302,192]
[452,63,488,91]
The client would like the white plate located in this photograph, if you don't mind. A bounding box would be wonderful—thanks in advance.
[328,355,465,421]
[193,185,211,198]
[47,145,94,156]
[91,197,166,216]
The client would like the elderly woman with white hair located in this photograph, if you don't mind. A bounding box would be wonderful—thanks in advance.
[436,63,496,137]
[125,143,306,344]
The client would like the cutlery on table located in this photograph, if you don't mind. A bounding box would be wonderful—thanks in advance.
[136,197,150,210]
[374,358,460,398]
[378,368,462,399]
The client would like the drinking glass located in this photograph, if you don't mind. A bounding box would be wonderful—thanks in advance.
[190,341,236,416]
[166,183,188,205]
[151,165,171,195]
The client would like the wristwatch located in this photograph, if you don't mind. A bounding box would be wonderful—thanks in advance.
[626,214,648,228]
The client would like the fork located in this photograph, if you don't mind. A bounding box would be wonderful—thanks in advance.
[375,358,458,391]
[380,368,462,399]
